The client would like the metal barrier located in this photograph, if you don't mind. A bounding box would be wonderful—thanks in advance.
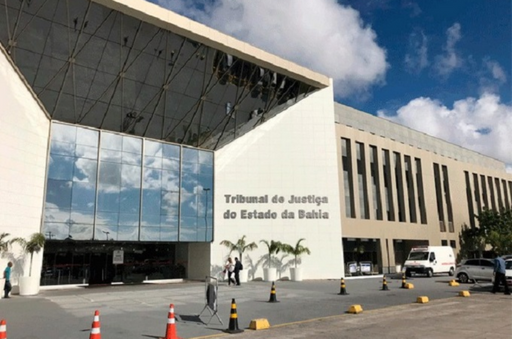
[198,276,223,325]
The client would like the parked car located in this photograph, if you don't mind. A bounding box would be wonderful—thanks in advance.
[456,258,495,283]
[506,259,512,287]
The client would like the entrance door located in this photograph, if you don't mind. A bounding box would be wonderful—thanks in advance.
[89,253,113,285]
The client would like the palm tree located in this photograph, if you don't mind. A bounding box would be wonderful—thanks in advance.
[0,233,11,255]
[283,238,311,269]
[259,240,284,269]
[220,235,258,260]
[11,233,46,277]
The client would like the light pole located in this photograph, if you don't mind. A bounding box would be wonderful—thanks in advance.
[102,231,110,241]
[203,188,211,228]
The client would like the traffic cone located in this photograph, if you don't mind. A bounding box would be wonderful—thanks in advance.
[381,276,389,291]
[338,277,348,295]
[0,319,6,339]
[89,310,101,339]
[162,304,181,339]
[225,298,244,334]
[401,273,407,289]
[268,281,279,303]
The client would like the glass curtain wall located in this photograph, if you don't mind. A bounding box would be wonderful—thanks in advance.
[43,122,214,242]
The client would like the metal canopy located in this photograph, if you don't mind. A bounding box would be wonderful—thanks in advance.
[0,0,319,150]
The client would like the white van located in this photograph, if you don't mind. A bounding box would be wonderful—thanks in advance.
[403,246,456,277]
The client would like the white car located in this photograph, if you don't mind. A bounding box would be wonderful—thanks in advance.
[506,259,512,287]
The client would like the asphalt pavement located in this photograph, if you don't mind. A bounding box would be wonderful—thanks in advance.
[0,274,510,339]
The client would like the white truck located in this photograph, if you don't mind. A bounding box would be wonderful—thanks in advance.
[403,246,456,278]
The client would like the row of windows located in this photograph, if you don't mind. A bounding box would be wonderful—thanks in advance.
[464,171,512,228]
[341,138,428,225]
[43,122,214,242]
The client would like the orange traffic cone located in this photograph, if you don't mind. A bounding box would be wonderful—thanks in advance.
[381,276,389,291]
[0,319,6,339]
[162,304,181,339]
[89,310,101,339]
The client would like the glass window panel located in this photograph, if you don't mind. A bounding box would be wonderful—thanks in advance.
[163,143,180,159]
[99,162,122,187]
[182,172,198,193]
[71,182,96,211]
[95,225,118,241]
[141,212,160,226]
[145,140,162,157]
[140,227,160,241]
[161,215,178,227]
[51,123,76,143]
[179,227,197,242]
[117,227,139,241]
[119,212,139,227]
[199,162,213,175]
[42,222,69,240]
[121,164,141,189]
[197,173,213,191]
[162,158,180,171]
[75,145,98,159]
[46,179,73,209]
[198,150,213,165]
[161,170,180,191]
[142,188,162,214]
[196,228,208,242]
[97,190,120,212]
[48,155,74,180]
[160,228,178,242]
[205,228,213,242]
[70,210,94,225]
[122,151,142,166]
[50,141,75,156]
[95,211,119,225]
[100,149,122,163]
[76,127,98,147]
[144,155,163,169]
[119,189,141,214]
[143,168,162,189]
[181,194,198,217]
[122,136,142,154]
[161,191,179,215]
[44,207,71,223]
[68,224,94,240]
[73,159,97,183]
[181,216,198,228]
[182,148,199,163]
[101,132,122,151]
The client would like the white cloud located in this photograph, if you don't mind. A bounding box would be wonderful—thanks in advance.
[404,29,428,73]
[378,93,512,166]
[479,59,508,95]
[434,23,462,76]
[153,0,388,98]
[486,60,507,83]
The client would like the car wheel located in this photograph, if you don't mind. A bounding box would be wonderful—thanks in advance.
[426,269,433,278]
[448,267,455,276]
[458,272,469,283]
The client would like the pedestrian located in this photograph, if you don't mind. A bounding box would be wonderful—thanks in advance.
[234,257,243,286]
[492,253,511,295]
[224,257,236,286]
[3,261,13,298]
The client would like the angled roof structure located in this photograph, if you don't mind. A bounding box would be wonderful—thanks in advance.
[0,0,329,150]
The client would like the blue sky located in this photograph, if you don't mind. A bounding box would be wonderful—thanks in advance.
[149,0,511,169]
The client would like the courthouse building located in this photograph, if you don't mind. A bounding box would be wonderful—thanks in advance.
[0,0,510,287]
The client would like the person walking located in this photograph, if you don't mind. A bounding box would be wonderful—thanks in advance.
[224,257,236,286]
[234,257,243,286]
[492,254,511,295]
[3,261,13,298]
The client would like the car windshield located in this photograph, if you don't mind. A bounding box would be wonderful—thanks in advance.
[506,261,512,270]
[408,252,429,261]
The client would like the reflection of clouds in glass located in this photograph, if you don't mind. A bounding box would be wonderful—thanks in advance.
[199,151,213,164]
[73,158,97,183]
[51,124,76,142]
[145,140,163,157]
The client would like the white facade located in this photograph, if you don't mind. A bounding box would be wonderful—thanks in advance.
[0,47,49,282]
[213,83,344,280]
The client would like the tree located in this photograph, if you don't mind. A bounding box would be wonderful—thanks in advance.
[475,208,512,254]
[220,235,258,261]
[11,233,46,277]
[282,238,311,269]
[259,240,284,269]
[458,224,486,261]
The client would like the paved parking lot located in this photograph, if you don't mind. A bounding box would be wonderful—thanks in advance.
[0,275,510,338]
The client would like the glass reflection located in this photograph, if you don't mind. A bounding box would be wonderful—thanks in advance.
[43,123,214,242]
